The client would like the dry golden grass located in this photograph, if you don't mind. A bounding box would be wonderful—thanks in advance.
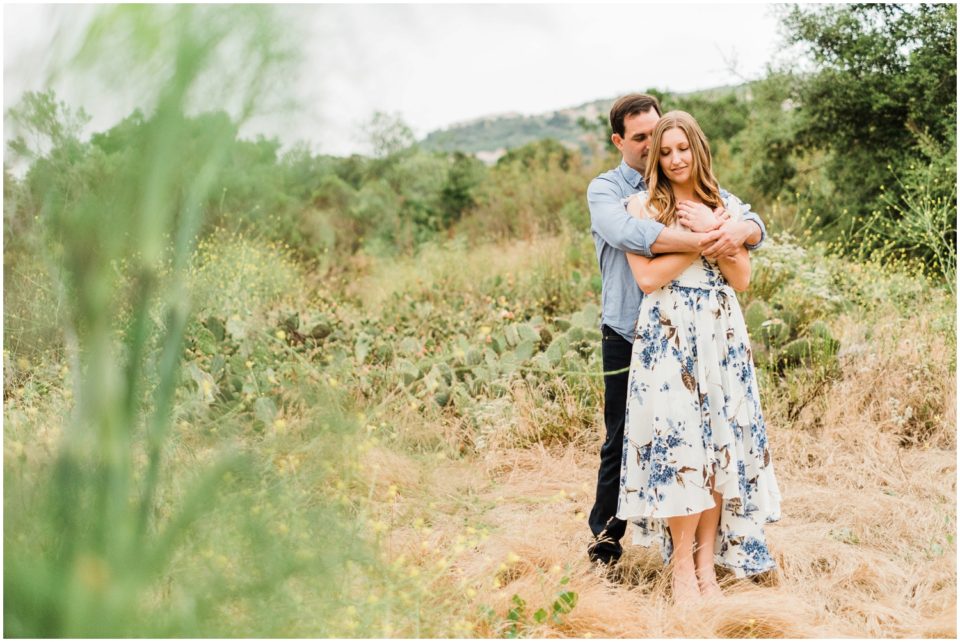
[359,294,956,638]
[345,235,576,311]
[8,230,952,637]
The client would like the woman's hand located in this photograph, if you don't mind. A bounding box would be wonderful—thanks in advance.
[700,220,757,259]
[677,201,727,233]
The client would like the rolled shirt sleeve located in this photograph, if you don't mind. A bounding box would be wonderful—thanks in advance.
[720,187,766,251]
[588,176,664,258]
[741,207,766,251]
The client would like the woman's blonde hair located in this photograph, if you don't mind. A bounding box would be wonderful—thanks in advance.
[643,110,722,226]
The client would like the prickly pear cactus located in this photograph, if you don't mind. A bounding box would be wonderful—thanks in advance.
[744,297,840,371]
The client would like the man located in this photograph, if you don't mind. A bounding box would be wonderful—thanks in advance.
[586,93,766,566]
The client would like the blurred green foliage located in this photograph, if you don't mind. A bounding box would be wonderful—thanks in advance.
[3,5,391,637]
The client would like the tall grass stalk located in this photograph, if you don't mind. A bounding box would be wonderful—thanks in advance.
[4,6,301,636]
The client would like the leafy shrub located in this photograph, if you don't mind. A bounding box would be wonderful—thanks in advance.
[460,140,596,241]
[856,128,957,291]
[745,234,846,324]
[189,231,302,320]
[3,226,67,366]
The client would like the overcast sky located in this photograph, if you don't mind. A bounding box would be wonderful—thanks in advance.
[4,4,792,157]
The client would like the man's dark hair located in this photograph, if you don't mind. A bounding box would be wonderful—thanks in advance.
[609,94,662,137]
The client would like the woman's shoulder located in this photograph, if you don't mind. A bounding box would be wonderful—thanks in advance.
[623,189,650,205]
[624,190,652,220]
[720,190,744,221]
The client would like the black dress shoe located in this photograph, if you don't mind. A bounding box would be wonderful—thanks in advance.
[587,538,622,566]
[589,552,620,565]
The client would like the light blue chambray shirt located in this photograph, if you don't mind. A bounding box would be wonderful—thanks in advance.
[587,160,767,343]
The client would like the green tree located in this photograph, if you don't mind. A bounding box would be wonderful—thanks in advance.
[367,110,416,158]
[669,92,750,143]
[496,138,576,172]
[7,89,91,160]
[439,151,485,227]
[782,3,957,229]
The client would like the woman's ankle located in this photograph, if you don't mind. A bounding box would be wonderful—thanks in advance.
[694,560,717,581]
[671,553,696,574]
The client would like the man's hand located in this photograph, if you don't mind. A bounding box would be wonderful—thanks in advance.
[677,201,727,233]
[700,219,752,259]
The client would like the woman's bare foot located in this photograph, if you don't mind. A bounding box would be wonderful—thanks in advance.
[695,567,723,598]
[671,563,701,603]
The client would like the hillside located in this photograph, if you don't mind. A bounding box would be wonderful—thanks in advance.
[419,84,747,159]
[419,99,607,158]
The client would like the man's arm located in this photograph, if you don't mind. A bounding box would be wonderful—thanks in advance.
[587,177,665,257]
[589,177,709,255]
[740,203,766,250]
[650,227,709,254]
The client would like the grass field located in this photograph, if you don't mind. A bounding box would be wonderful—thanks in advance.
[5,228,954,637]
[343,234,957,638]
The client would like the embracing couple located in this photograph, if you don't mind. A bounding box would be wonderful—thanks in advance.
[585,93,782,601]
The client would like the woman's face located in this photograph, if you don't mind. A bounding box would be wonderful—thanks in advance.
[658,127,693,185]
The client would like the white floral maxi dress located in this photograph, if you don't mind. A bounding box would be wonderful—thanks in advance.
[616,192,782,578]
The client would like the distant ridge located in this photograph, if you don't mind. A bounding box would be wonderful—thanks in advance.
[419,84,749,161]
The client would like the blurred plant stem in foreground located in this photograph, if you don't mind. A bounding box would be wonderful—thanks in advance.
[4,5,311,636]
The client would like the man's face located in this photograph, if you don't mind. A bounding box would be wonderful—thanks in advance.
[611,109,660,172]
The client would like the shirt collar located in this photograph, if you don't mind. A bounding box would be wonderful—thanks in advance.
[618,159,645,190]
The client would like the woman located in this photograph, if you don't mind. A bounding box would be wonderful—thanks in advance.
[615,111,781,601]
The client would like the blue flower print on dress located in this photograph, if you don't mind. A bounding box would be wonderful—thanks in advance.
[615,190,782,579]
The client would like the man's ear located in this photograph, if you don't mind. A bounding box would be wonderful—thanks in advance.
[611,133,623,152]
